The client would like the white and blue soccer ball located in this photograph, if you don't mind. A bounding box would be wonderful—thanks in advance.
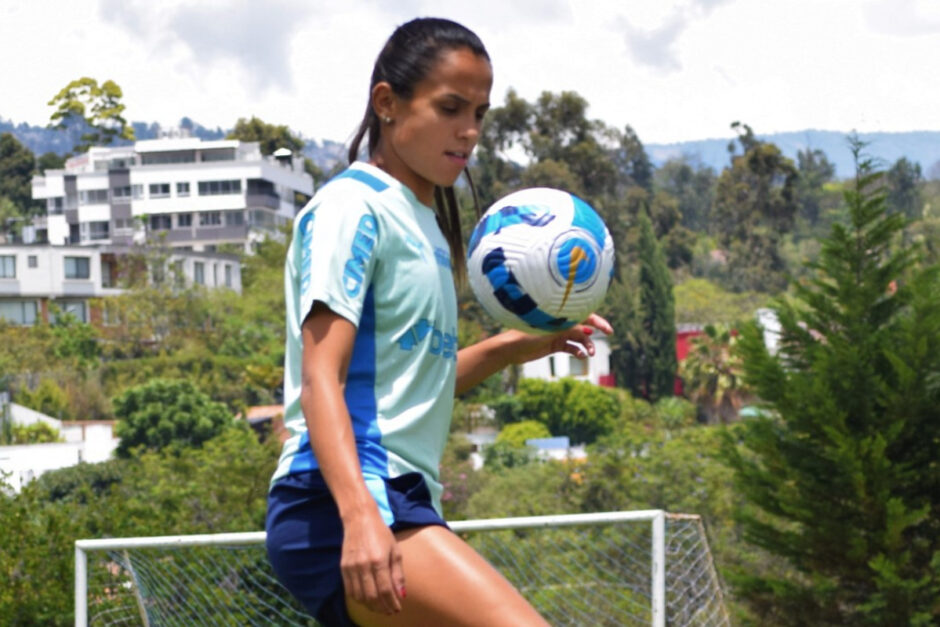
[467,188,615,335]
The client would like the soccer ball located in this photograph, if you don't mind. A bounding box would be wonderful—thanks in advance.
[467,188,615,335]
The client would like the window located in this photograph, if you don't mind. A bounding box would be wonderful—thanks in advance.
[79,189,109,205]
[132,184,144,200]
[149,183,171,198]
[199,211,222,226]
[114,218,133,231]
[47,197,64,213]
[112,186,133,202]
[141,152,196,165]
[200,149,236,162]
[177,182,190,197]
[101,259,114,288]
[88,221,110,241]
[225,210,245,226]
[0,255,15,278]
[177,213,192,227]
[198,179,242,196]
[64,256,90,279]
[224,264,233,288]
[27,255,37,268]
[149,215,172,231]
[0,301,37,326]
[193,261,205,285]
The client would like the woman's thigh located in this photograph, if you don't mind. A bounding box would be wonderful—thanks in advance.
[347,525,549,627]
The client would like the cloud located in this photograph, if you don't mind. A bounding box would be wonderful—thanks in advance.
[619,14,687,72]
[98,0,315,93]
[865,0,940,36]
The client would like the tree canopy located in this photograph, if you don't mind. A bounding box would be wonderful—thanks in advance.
[47,77,135,153]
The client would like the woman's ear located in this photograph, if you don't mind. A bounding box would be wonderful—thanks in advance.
[371,81,397,123]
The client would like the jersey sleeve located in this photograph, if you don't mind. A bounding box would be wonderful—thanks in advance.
[296,197,380,328]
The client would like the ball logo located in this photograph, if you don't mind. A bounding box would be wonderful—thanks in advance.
[550,231,601,310]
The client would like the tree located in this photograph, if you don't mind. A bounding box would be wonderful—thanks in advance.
[712,122,798,293]
[794,148,835,227]
[227,116,323,187]
[113,378,234,457]
[48,77,135,153]
[609,211,677,401]
[885,156,923,219]
[0,133,37,215]
[492,377,621,445]
[496,420,552,448]
[722,141,940,623]
[655,156,717,233]
[679,323,749,424]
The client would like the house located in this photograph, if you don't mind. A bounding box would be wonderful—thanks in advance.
[0,243,241,325]
[520,331,614,386]
[29,134,314,253]
[0,400,119,493]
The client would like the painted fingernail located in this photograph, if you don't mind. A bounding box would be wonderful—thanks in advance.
[400,586,407,599]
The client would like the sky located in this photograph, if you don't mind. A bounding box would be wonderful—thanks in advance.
[1,0,939,146]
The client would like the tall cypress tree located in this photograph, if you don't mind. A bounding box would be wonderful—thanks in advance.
[723,140,940,624]
[608,211,676,400]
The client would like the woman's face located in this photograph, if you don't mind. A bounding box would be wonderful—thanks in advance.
[373,47,493,205]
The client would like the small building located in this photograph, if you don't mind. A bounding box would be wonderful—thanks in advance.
[520,331,613,386]
[0,243,241,325]
[0,401,118,493]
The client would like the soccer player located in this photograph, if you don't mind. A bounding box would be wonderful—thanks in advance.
[265,17,611,626]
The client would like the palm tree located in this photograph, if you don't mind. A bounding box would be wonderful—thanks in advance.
[678,323,750,423]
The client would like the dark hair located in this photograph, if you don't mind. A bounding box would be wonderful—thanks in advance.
[348,17,490,281]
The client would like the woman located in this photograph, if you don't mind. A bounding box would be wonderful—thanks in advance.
[266,17,612,626]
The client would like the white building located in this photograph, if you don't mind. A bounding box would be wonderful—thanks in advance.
[0,401,119,493]
[30,137,314,252]
[0,243,241,325]
[520,332,613,386]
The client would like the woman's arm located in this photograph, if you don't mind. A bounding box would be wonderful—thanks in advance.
[455,313,613,396]
[300,303,405,616]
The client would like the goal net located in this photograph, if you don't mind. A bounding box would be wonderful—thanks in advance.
[75,510,729,626]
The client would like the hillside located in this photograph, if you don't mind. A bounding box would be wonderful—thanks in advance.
[646,130,940,178]
[3,115,937,179]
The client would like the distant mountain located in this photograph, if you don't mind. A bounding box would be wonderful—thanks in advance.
[646,130,940,179]
[3,115,937,180]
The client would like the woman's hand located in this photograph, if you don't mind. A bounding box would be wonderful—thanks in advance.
[501,313,614,366]
[340,507,406,615]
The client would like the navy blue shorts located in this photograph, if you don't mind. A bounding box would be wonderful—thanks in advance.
[266,470,448,627]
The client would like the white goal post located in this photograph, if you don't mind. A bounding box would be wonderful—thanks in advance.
[75,510,728,626]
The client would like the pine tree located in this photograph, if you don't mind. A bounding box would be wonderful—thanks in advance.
[722,140,940,624]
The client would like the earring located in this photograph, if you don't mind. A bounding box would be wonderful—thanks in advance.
[383,116,392,124]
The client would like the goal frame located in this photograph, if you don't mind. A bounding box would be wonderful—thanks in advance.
[75,510,670,627]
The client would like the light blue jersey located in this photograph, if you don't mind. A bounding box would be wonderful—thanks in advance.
[271,162,458,519]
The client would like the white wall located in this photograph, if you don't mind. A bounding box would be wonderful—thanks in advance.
[521,333,612,385]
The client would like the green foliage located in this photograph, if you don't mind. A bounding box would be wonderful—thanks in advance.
[112,378,234,457]
[722,141,940,623]
[47,77,134,153]
[794,148,836,227]
[0,133,38,215]
[609,211,677,401]
[655,156,717,232]
[6,421,62,444]
[674,277,768,325]
[495,420,552,448]
[49,308,101,368]
[227,116,304,155]
[14,378,69,420]
[885,156,923,219]
[0,428,279,623]
[680,323,750,424]
[492,377,621,444]
[712,122,798,293]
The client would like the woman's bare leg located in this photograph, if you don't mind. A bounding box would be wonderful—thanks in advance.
[347,525,549,627]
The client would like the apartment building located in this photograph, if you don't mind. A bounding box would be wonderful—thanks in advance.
[30,136,314,252]
[0,243,241,325]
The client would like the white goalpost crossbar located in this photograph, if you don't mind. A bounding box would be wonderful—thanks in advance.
[75,510,720,627]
